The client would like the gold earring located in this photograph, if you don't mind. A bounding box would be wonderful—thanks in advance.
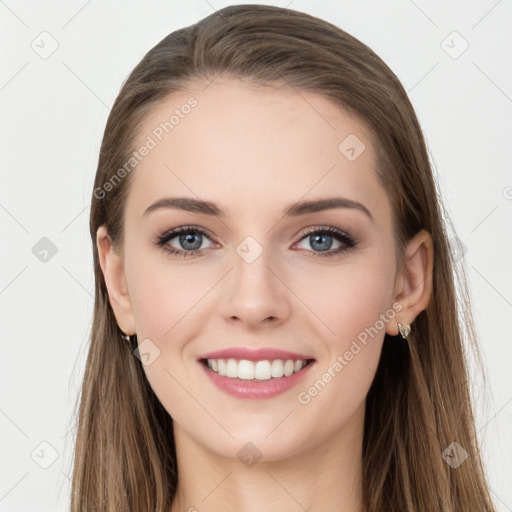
[118,323,135,345]
[397,322,411,340]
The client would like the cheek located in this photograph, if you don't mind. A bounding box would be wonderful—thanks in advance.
[126,251,214,342]
[295,258,394,348]
[294,257,394,406]
[125,255,214,422]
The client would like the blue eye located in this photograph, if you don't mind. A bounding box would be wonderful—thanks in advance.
[293,226,357,258]
[154,226,214,258]
[154,225,357,258]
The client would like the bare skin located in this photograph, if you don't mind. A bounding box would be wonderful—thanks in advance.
[97,77,433,512]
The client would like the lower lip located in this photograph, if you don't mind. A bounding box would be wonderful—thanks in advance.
[199,360,316,399]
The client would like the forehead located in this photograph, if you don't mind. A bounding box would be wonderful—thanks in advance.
[125,78,389,223]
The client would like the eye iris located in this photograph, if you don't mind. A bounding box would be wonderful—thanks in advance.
[310,233,332,251]
[180,232,202,250]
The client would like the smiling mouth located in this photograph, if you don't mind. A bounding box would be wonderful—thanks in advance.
[200,357,315,381]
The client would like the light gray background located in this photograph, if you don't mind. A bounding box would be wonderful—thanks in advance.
[1,1,511,510]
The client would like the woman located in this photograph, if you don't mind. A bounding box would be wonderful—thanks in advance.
[70,4,497,511]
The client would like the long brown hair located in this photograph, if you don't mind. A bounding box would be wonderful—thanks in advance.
[69,4,496,511]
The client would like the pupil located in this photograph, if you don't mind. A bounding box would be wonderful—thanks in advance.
[311,234,332,251]
[181,232,202,250]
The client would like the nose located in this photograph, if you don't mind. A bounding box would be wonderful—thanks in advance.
[218,245,292,330]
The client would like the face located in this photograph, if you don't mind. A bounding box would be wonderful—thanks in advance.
[114,78,401,461]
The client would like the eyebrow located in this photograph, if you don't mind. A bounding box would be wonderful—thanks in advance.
[143,196,374,223]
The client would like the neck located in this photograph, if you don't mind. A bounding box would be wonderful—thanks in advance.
[170,402,365,512]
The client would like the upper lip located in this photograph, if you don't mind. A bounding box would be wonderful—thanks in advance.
[198,347,315,362]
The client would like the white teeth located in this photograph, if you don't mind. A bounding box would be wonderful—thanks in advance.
[254,360,272,380]
[217,359,227,376]
[206,358,308,380]
[271,359,284,378]
[284,360,295,376]
[226,359,238,378]
[238,360,255,380]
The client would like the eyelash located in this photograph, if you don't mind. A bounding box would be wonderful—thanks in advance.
[153,225,358,259]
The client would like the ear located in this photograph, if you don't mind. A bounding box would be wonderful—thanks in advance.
[386,229,434,336]
[96,225,136,335]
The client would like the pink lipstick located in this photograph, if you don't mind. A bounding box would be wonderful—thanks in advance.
[197,347,315,399]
